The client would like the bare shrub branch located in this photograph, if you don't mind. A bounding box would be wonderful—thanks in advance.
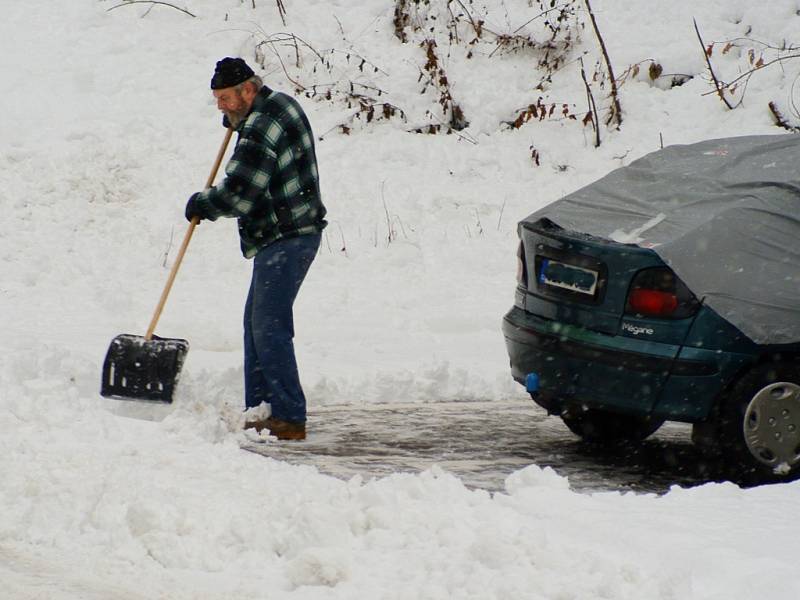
[276,0,287,26]
[694,18,734,110]
[768,101,800,131]
[419,39,469,131]
[584,0,621,127]
[504,97,579,130]
[106,1,196,17]
[580,58,601,147]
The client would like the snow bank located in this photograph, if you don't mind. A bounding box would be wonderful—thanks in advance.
[2,0,800,597]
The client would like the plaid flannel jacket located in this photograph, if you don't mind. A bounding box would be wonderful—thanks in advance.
[196,86,327,258]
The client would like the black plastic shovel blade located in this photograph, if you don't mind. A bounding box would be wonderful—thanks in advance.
[101,334,189,403]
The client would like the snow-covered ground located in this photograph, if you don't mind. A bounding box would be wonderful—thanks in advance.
[2,1,799,597]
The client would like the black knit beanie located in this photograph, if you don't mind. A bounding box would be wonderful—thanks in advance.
[210,57,255,90]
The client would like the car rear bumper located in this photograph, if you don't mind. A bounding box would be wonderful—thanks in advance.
[502,306,749,422]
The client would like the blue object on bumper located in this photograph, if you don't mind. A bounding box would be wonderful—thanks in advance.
[525,372,540,395]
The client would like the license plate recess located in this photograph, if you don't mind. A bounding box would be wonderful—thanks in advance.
[539,258,598,296]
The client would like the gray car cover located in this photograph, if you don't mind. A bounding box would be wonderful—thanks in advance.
[524,134,800,345]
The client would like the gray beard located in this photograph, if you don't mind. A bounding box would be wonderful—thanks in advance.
[226,108,248,128]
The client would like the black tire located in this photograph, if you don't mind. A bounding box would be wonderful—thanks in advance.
[560,409,664,444]
[717,361,800,484]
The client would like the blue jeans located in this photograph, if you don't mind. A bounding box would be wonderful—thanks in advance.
[243,233,321,422]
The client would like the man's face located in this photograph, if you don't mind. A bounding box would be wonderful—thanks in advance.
[214,84,256,127]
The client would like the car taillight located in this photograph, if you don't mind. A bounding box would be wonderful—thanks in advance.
[625,267,699,319]
[516,242,527,286]
[628,289,678,316]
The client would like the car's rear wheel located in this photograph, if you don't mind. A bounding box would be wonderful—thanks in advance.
[560,408,664,444]
[717,362,800,484]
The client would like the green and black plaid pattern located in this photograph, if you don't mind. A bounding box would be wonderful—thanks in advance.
[196,86,327,258]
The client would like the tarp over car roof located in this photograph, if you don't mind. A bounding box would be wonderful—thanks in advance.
[524,134,800,345]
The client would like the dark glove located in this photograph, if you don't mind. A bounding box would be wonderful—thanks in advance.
[222,114,232,129]
[185,192,205,222]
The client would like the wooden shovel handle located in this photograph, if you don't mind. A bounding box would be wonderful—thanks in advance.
[144,127,235,340]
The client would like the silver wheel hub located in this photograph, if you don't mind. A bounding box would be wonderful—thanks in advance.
[743,381,800,470]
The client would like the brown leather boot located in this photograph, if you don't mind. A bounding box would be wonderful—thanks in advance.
[244,417,306,441]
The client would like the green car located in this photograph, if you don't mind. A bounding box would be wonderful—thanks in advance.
[502,135,800,484]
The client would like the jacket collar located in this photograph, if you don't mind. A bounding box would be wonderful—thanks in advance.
[236,85,273,131]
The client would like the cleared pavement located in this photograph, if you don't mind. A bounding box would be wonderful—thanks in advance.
[243,399,722,493]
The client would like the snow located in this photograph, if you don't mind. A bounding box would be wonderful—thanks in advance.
[2,0,800,597]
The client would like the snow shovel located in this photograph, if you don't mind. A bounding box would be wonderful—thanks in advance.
[101,128,234,402]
